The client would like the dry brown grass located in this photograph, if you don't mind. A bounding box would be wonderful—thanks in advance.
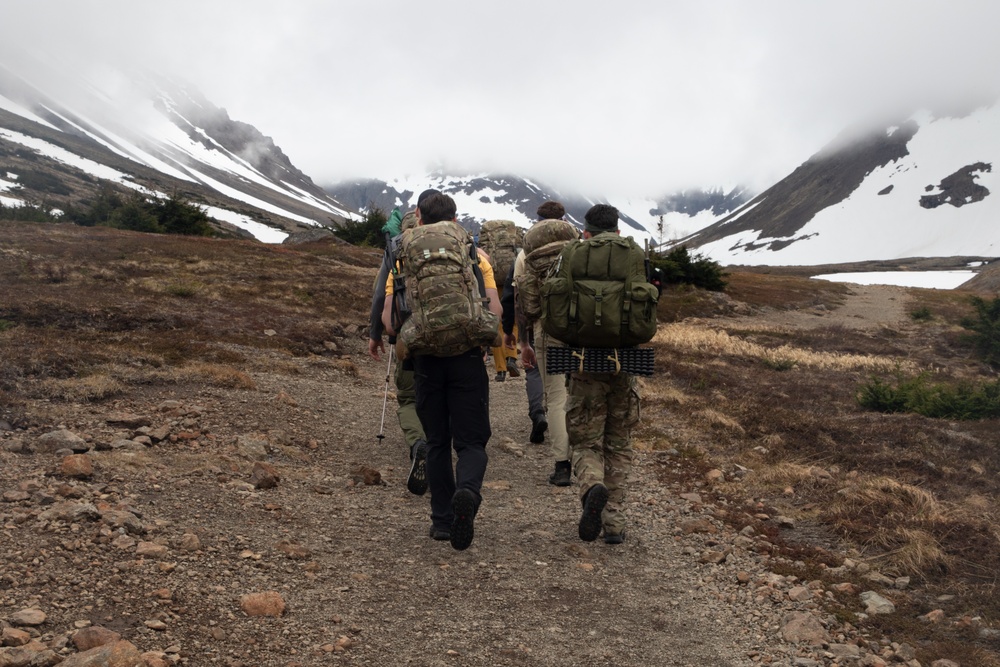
[906,286,980,326]
[37,373,126,402]
[654,323,912,372]
[177,362,258,390]
[0,220,372,403]
[724,269,851,310]
[5,220,1000,660]
[640,266,1000,659]
[743,460,817,488]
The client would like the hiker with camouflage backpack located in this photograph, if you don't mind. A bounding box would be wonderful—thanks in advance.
[510,200,579,486]
[381,193,502,551]
[479,219,522,382]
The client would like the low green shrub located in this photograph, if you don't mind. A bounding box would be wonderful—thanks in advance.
[0,202,61,222]
[858,371,1000,420]
[63,186,215,236]
[960,296,1000,367]
[651,246,728,291]
[761,357,797,371]
[333,203,387,248]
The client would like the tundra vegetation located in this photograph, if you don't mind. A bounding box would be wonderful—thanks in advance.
[1,220,999,665]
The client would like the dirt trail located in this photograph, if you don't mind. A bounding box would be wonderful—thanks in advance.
[1,284,921,666]
[743,283,913,330]
[246,348,755,666]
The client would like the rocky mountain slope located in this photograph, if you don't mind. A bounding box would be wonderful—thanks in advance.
[324,173,750,244]
[3,55,998,271]
[679,105,1000,266]
[0,64,354,240]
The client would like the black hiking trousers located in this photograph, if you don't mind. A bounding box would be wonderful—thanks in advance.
[413,348,491,532]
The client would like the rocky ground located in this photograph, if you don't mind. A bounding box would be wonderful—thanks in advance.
[0,285,971,667]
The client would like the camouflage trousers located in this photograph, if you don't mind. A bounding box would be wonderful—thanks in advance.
[395,357,426,448]
[566,371,640,535]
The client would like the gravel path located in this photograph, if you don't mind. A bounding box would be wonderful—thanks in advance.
[2,286,926,665]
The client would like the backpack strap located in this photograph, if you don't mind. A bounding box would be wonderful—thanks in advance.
[470,241,488,302]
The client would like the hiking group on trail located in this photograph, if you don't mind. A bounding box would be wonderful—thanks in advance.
[367,192,660,551]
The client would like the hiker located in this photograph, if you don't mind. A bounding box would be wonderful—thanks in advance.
[381,193,502,551]
[480,219,522,382]
[511,200,579,486]
[500,252,545,446]
[367,191,440,497]
[562,204,644,545]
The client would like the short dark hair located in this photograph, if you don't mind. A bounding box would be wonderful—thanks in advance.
[417,188,441,205]
[418,194,457,224]
[583,204,619,233]
[536,201,565,220]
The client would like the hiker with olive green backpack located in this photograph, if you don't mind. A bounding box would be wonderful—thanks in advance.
[541,204,658,545]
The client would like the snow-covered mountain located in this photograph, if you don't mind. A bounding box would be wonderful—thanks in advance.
[0,63,354,241]
[679,105,1000,266]
[4,56,996,267]
[324,173,750,246]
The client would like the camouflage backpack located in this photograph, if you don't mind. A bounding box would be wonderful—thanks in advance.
[540,233,659,348]
[479,219,520,287]
[395,221,500,357]
[517,219,581,324]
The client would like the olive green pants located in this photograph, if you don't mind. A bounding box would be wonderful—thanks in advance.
[395,357,425,447]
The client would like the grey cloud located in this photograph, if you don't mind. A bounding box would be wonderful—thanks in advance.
[3,0,999,198]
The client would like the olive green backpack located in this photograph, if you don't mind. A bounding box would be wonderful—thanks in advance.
[540,233,659,348]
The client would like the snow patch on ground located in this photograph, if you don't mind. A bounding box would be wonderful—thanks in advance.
[812,271,976,289]
[203,206,288,243]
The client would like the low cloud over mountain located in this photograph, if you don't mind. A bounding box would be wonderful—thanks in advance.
[1,63,353,241]
[679,105,1000,266]
[3,57,996,269]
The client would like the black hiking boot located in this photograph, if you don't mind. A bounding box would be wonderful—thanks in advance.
[506,357,521,378]
[578,484,609,542]
[450,489,478,551]
[494,371,506,382]
[529,414,548,444]
[604,530,626,545]
[429,525,451,541]
[406,439,428,496]
[548,460,572,487]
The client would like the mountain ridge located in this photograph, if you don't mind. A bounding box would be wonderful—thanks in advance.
[678,105,1000,268]
[3,59,998,271]
[323,173,750,244]
[1,64,354,240]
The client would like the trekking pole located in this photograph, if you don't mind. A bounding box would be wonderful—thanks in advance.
[376,344,394,443]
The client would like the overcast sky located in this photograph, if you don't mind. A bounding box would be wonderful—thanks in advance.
[3,0,999,198]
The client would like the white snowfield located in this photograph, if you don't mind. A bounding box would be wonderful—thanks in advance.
[812,270,976,289]
[698,105,1000,267]
[1,74,353,241]
[0,127,144,188]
